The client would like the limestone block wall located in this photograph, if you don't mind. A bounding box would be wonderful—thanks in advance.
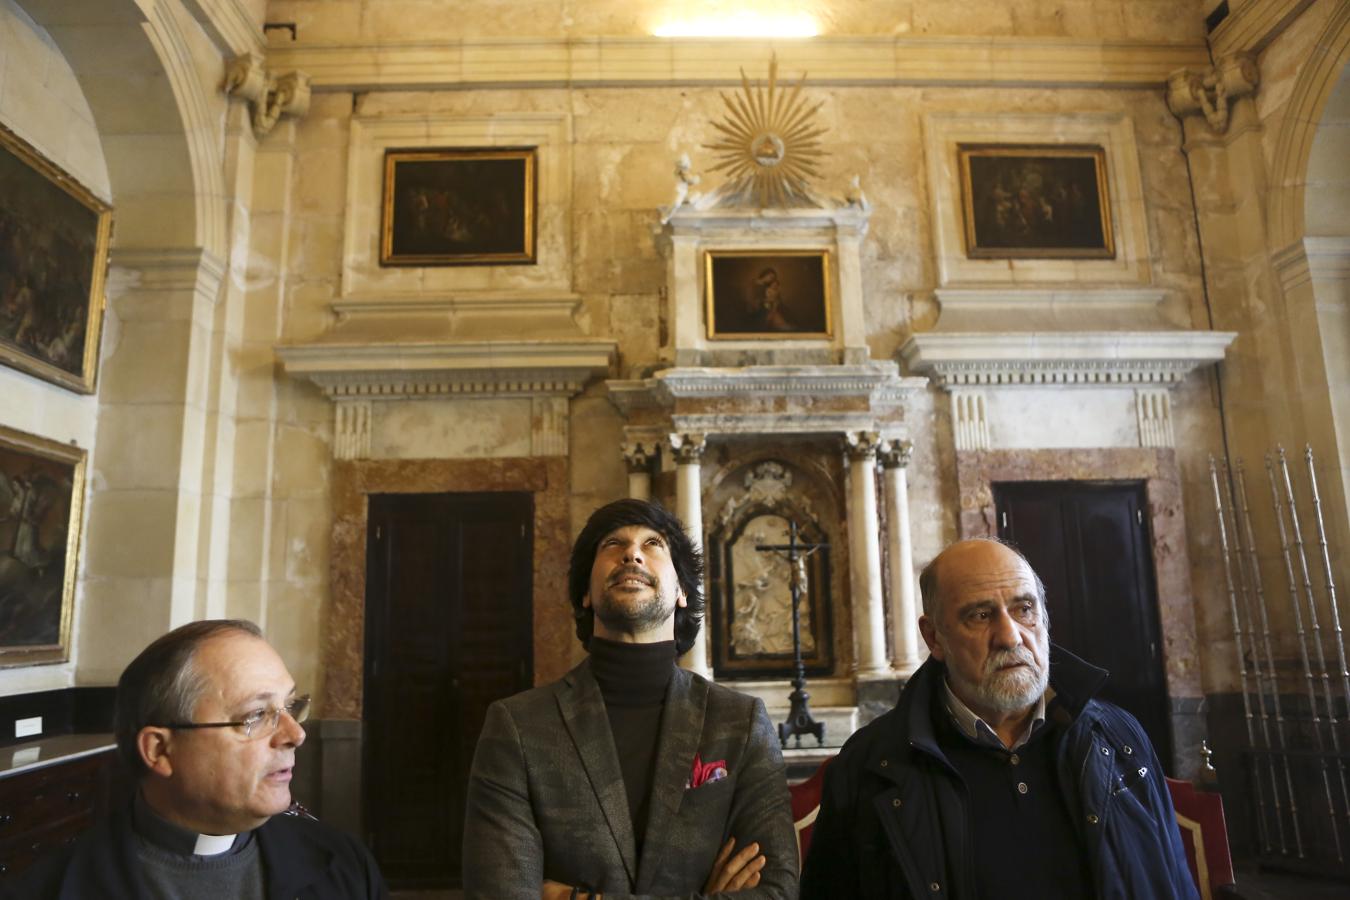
[0,0,109,694]
[272,58,1233,706]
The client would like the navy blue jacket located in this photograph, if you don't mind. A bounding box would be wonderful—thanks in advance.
[800,646,1198,900]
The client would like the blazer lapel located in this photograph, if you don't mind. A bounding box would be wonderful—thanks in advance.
[635,667,708,890]
[557,659,639,885]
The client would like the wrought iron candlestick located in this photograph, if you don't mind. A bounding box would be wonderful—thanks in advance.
[756,520,827,749]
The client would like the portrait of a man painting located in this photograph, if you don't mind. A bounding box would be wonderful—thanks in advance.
[706,250,832,339]
[0,426,85,667]
[380,147,537,266]
[959,144,1114,259]
[0,124,112,394]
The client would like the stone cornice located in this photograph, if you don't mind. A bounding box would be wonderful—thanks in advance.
[1209,0,1315,57]
[606,363,927,415]
[267,36,1208,92]
[276,340,615,399]
[899,330,1236,387]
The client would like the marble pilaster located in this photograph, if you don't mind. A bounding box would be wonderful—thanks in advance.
[670,432,711,678]
[846,431,889,678]
[880,439,923,676]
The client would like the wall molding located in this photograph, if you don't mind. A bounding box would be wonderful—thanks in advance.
[267,36,1208,92]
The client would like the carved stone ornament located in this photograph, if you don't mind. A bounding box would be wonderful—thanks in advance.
[1166,53,1259,134]
[702,54,827,208]
[621,441,659,473]
[878,439,913,469]
[224,53,311,137]
[669,432,707,464]
[844,430,881,461]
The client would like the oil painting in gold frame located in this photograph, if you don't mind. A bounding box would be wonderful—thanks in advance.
[0,122,112,393]
[380,147,537,266]
[0,425,86,667]
[959,144,1114,259]
[705,250,832,340]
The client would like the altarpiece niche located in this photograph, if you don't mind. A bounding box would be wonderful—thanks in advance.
[707,460,835,678]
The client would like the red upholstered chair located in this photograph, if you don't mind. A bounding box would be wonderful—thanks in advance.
[1165,775,1236,900]
[788,757,832,864]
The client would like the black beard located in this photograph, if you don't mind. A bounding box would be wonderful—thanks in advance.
[593,577,674,634]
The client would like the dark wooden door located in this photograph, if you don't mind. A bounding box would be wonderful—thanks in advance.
[994,481,1173,770]
[363,492,533,888]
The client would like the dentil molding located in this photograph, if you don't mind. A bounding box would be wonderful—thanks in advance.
[899,331,1236,387]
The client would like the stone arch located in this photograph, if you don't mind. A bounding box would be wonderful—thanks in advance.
[1266,1,1350,251]
[26,0,227,257]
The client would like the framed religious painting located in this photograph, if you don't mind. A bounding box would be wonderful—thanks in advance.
[380,147,537,266]
[0,425,87,667]
[0,122,113,393]
[705,250,832,339]
[958,144,1115,259]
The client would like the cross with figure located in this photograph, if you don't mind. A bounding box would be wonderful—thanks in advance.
[755,519,828,748]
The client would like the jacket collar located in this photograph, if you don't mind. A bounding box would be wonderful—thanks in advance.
[257,812,334,899]
[866,643,1108,782]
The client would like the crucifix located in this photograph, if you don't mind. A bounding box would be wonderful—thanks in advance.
[756,519,828,748]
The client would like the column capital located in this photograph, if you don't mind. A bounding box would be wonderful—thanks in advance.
[878,438,914,469]
[1166,52,1258,134]
[668,432,707,464]
[622,440,659,473]
[844,430,881,461]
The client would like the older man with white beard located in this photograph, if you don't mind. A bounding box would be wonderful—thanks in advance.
[800,539,1197,900]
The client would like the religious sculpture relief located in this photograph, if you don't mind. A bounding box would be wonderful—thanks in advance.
[707,459,835,677]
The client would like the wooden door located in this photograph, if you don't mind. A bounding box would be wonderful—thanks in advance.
[994,481,1173,770]
[363,492,533,888]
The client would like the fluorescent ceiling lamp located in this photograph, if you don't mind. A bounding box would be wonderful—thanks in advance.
[652,13,820,38]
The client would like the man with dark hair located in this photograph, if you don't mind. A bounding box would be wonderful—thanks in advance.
[9,619,387,899]
[463,498,798,899]
[800,539,1196,900]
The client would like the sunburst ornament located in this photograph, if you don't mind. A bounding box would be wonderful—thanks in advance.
[704,55,827,208]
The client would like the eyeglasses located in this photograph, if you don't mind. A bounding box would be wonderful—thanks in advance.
[163,694,311,739]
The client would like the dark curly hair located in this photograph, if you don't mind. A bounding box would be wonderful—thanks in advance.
[568,499,705,654]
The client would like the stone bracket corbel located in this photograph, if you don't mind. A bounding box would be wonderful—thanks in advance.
[1166,53,1258,134]
[223,52,311,137]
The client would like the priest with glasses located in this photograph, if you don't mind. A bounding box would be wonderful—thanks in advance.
[9,619,388,899]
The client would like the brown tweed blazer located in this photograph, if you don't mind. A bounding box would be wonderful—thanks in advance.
[462,658,798,900]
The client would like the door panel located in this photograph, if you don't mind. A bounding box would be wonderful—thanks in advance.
[995,481,1173,770]
[364,492,533,888]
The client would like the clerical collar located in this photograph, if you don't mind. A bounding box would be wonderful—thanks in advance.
[590,637,677,708]
[942,680,1053,751]
[133,789,249,857]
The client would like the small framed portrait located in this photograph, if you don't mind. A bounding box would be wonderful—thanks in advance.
[705,250,832,340]
[0,122,113,394]
[0,425,87,667]
[380,147,537,266]
[958,144,1114,259]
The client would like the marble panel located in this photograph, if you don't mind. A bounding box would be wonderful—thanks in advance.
[369,398,533,460]
[324,457,569,719]
[984,387,1141,450]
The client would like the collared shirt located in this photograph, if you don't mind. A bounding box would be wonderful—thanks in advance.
[942,679,1052,750]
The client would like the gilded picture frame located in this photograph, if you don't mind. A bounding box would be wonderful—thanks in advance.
[380,147,537,266]
[0,122,113,394]
[705,250,832,340]
[958,144,1114,259]
[0,425,86,667]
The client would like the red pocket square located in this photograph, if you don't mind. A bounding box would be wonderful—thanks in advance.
[686,753,728,789]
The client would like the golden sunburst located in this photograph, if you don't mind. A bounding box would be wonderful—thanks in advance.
[703,55,827,208]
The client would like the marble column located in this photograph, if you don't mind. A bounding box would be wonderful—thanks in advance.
[880,439,923,676]
[670,433,711,679]
[622,441,656,501]
[846,431,889,677]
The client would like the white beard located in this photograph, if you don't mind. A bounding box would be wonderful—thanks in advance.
[945,631,1050,715]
